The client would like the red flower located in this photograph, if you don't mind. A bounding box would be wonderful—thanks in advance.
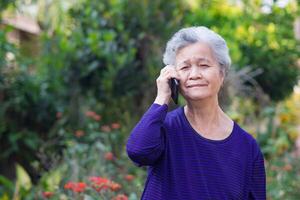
[42,191,54,198]
[73,182,86,193]
[104,152,114,161]
[124,174,135,182]
[101,125,111,133]
[85,111,102,121]
[56,112,62,119]
[85,111,96,117]
[93,114,102,121]
[111,122,121,129]
[75,130,85,137]
[112,194,128,200]
[64,181,86,193]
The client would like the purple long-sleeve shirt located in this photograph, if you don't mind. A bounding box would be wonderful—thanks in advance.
[126,103,266,200]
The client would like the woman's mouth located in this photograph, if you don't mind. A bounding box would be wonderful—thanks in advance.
[187,84,208,88]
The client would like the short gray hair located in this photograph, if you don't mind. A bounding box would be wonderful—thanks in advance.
[163,26,231,76]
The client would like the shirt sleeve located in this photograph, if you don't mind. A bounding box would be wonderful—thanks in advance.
[126,103,168,167]
[249,144,266,200]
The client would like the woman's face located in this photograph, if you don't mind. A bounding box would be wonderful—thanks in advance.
[175,42,224,101]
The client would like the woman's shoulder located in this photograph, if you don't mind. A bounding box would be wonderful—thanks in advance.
[165,105,182,119]
[234,122,257,140]
[161,106,183,127]
[233,122,263,158]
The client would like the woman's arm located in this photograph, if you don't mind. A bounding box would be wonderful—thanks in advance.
[126,103,168,167]
[249,147,266,199]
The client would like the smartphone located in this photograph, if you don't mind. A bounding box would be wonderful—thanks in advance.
[169,78,179,104]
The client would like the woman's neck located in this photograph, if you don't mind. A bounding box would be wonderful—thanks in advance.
[184,95,226,130]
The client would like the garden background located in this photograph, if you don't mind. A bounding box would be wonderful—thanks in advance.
[1,0,300,199]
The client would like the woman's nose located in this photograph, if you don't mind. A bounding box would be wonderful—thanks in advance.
[189,66,202,79]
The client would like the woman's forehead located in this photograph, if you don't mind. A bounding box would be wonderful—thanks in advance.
[176,56,212,66]
[175,43,216,64]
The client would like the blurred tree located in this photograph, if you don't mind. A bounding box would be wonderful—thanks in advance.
[0,0,188,183]
[33,0,189,160]
[184,0,300,102]
[0,0,13,11]
[38,0,188,125]
[1,0,299,189]
[0,0,60,184]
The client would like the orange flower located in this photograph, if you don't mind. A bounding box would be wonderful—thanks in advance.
[75,130,85,137]
[282,164,292,171]
[89,176,110,185]
[64,182,75,190]
[89,176,123,192]
[101,125,111,133]
[124,174,135,182]
[104,152,114,161]
[112,194,128,200]
[89,176,111,192]
[110,182,122,191]
[42,191,54,198]
[270,165,279,171]
[111,122,121,129]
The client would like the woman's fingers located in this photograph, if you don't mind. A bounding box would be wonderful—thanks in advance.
[160,65,180,80]
[154,65,180,105]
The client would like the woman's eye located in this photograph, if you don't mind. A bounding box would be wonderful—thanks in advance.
[181,66,189,70]
[200,64,209,68]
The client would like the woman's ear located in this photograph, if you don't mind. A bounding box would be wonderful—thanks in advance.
[219,68,227,91]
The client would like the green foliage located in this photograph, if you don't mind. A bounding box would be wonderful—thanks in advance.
[0,29,15,68]
[0,71,56,156]
[37,0,188,124]
[9,112,143,199]
[0,175,14,197]
[257,105,295,158]
[239,5,300,101]
[266,154,300,199]
[0,18,62,187]
[184,0,300,101]
[1,0,300,199]
[0,0,14,12]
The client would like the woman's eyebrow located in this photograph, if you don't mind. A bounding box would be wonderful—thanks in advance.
[177,60,190,67]
[195,57,210,63]
[177,57,211,67]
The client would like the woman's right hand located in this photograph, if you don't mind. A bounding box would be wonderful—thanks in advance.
[154,65,180,105]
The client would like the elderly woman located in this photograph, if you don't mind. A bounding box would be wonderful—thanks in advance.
[126,26,266,200]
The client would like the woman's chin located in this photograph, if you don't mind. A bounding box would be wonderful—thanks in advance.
[183,93,211,101]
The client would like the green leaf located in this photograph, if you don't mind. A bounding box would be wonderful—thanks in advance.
[16,164,32,191]
[0,175,14,196]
